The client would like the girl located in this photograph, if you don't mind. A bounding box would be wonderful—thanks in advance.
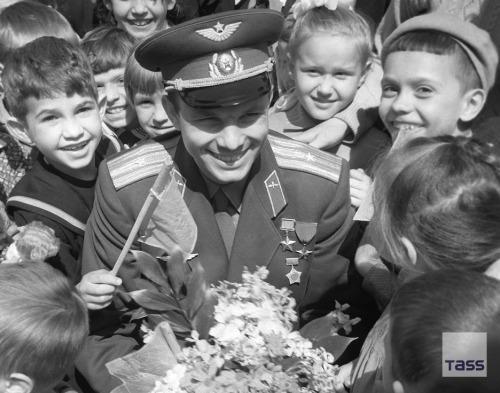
[386,269,500,393]
[348,135,500,392]
[101,0,177,41]
[269,0,389,172]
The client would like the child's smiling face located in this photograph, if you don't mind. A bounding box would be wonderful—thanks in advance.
[106,0,175,40]
[20,93,102,180]
[95,67,138,130]
[379,51,474,148]
[291,33,368,121]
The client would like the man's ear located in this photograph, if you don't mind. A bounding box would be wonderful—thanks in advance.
[166,0,177,10]
[104,0,112,11]
[401,237,417,266]
[5,373,34,393]
[161,94,180,130]
[6,117,34,146]
[392,381,405,393]
[459,88,486,123]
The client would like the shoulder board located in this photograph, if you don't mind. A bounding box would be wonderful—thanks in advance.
[108,135,180,190]
[268,134,342,183]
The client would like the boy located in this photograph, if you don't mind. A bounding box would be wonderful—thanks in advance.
[81,26,142,148]
[348,14,499,393]
[124,53,175,138]
[379,13,497,149]
[3,37,120,289]
[0,1,80,203]
[0,262,88,393]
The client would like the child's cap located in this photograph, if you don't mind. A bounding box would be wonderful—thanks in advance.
[135,9,283,108]
[382,13,498,91]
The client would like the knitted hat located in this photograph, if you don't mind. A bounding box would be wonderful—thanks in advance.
[382,13,498,91]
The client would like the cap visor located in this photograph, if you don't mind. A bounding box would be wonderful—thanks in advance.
[179,73,271,108]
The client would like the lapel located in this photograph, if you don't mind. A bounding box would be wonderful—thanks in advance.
[173,140,229,285]
[227,140,288,281]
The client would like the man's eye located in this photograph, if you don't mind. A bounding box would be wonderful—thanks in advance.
[42,115,57,122]
[382,85,398,97]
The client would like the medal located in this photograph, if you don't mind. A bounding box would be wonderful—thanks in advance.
[280,218,296,252]
[295,221,317,260]
[286,265,301,285]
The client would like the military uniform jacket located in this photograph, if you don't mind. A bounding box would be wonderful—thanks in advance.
[77,131,367,393]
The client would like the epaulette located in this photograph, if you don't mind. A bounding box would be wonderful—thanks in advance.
[268,134,342,183]
[108,135,180,190]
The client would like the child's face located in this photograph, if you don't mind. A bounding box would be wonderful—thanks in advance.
[106,0,171,40]
[133,90,174,137]
[95,68,138,130]
[22,93,102,179]
[380,51,471,148]
[292,33,367,121]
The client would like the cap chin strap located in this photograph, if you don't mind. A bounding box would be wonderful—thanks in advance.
[164,58,274,92]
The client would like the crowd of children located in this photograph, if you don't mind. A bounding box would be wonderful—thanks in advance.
[1,0,500,392]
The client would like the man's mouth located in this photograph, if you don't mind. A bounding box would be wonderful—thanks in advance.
[210,150,247,164]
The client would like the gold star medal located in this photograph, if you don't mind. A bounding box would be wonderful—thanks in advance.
[280,218,296,252]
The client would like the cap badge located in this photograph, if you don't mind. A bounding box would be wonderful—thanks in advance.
[196,21,241,42]
[209,51,243,78]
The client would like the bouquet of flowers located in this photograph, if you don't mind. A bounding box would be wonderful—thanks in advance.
[107,263,359,393]
[105,166,360,393]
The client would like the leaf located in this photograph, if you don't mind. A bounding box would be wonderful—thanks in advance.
[184,263,211,319]
[165,245,189,297]
[299,312,339,341]
[107,322,180,393]
[130,308,147,322]
[314,336,358,360]
[128,289,181,312]
[130,250,169,287]
[148,310,192,334]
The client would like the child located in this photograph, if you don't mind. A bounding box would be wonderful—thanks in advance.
[379,12,497,149]
[102,0,177,41]
[385,269,500,393]
[81,26,143,148]
[354,13,499,307]
[2,36,117,286]
[0,1,81,203]
[269,0,390,172]
[349,135,500,392]
[124,53,175,138]
[0,261,89,393]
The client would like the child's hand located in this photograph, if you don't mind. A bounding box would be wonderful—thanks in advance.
[77,270,122,310]
[334,360,355,392]
[294,118,348,150]
[350,168,372,208]
[355,243,382,277]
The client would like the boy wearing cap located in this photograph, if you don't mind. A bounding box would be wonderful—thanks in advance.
[379,13,497,149]
[76,9,378,393]
[349,13,499,393]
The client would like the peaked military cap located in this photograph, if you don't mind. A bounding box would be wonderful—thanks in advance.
[135,9,284,108]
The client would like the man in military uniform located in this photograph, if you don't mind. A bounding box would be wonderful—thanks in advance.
[76,9,377,393]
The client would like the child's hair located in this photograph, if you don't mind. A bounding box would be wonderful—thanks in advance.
[81,26,137,75]
[373,135,500,273]
[124,50,164,102]
[390,269,500,392]
[381,31,481,92]
[287,3,373,65]
[2,36,97,121]
[0,1,79,64]
[0,262,88,391]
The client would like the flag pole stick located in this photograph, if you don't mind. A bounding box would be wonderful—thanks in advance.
[110,162,172,276]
